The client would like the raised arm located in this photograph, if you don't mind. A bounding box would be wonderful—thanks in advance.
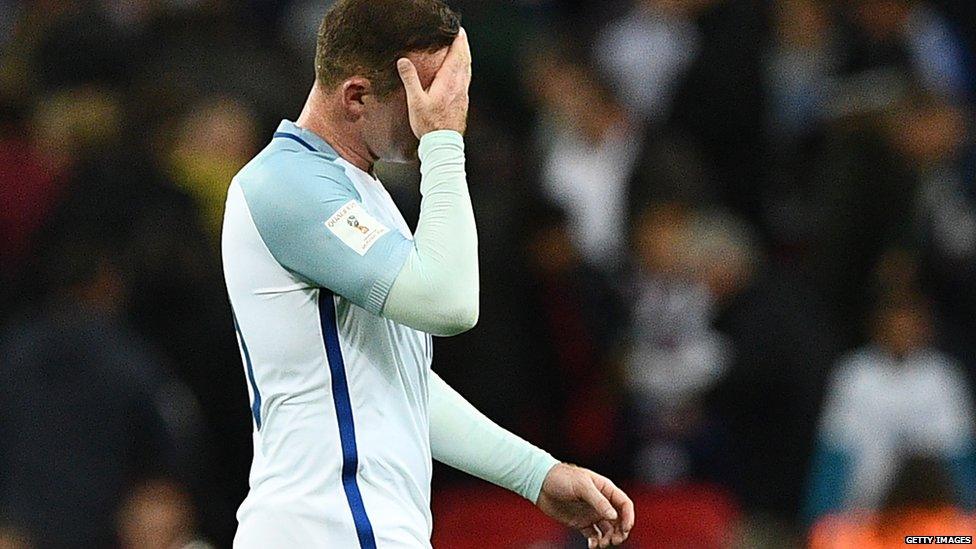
[243,31,478,336]
[382,28,478,335]
[382,129,478,336]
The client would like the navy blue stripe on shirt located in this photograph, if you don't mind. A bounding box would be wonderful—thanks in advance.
[232,312,262,430]
[273,131,317,152]
[318,290,377,549]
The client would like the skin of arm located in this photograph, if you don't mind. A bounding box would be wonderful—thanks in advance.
[391,32,634,548]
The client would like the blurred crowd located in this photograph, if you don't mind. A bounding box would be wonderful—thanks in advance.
[1,0,975,547]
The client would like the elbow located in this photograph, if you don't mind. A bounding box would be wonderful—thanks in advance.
[450,300,480,335]
[430,296,479,337]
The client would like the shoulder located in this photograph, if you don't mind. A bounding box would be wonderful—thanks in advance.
[912,349,968,390]
[827,348,884,398]
[833,347,879,375]
[235,142,360,217]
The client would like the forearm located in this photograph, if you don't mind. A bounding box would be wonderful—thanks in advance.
[383,130,479,336]
[429,371,559,502]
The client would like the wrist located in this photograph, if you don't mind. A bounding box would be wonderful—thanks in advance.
[418,130,466,195]
[529,455,562,505]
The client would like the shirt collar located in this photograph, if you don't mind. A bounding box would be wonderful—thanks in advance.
[275,120,339,160]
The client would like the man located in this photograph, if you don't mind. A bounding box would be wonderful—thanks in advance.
[805,294,976,523]
[0,234,200,548]
[221,1,634,548]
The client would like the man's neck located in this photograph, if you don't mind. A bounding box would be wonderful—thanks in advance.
[295,84,375,173]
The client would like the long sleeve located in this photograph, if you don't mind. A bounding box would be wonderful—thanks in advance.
[429,371,559,503]
[383,130,479,336]
[245,129,478,336]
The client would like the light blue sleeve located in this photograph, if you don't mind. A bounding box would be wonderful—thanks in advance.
[239,152,413,315]
[429,371,559,502]
[383,131,479,336]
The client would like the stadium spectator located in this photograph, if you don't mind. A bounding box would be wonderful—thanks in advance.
[117,480,214,549]
[530,52,642,272]
[810,456,976,548]
[838,0,973,102]
[594,0,714,122]
[623,203,731,485]
[518,202,628,475]
[164,96,260,242]
[623,202,839,534]
[0,84,122,292]
[765,0,834,141]
[885,92,976,263]
[703,208,840,536]
[805,293,976,523]
[0,114,61,301]
[665,0,768,228]
[0,231,205,548]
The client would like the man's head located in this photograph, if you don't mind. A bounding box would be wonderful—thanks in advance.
[871,294,933,359]
[314,0,460,162]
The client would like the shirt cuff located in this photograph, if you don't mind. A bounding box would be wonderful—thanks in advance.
[418,129,464,157]
[418,130,465,194]
[522,452,561,503]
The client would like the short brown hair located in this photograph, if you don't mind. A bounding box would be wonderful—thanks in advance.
[315,0,461,96]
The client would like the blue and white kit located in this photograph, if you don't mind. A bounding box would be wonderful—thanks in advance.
[222,120,557,548]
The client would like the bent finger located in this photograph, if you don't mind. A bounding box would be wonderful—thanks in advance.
[580,525,600,549]
[596,475,635,534]
[596,519,615,548]
[582,478,618,522]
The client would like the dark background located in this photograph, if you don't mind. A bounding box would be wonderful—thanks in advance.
[1,0,975,547]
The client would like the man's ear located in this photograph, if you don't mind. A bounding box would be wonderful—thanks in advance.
[341,77,371,119]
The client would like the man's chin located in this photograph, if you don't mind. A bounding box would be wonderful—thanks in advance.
[383,146,420,164]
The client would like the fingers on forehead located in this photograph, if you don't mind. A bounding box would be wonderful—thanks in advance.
[453,27,468,48]
[447,27,471,64]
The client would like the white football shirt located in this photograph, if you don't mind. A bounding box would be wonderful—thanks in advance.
[223,120,434,548]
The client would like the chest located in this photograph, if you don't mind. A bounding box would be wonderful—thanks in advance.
[336,161,432,367]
